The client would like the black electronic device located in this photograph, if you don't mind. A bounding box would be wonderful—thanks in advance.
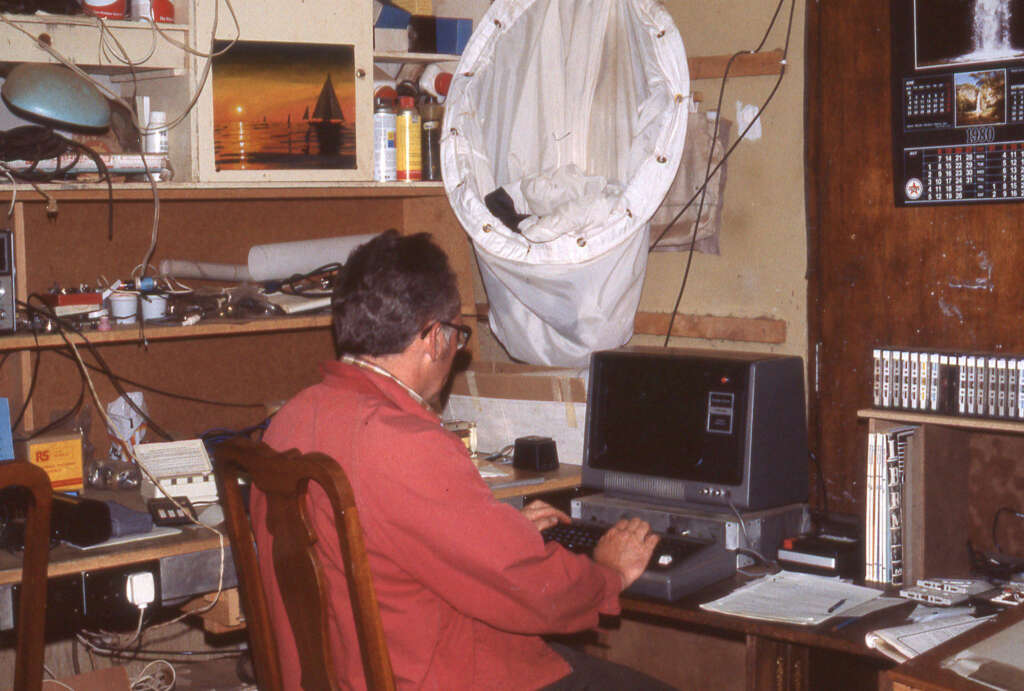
[147,496,196,526]
[0,229,15,333]
[777,534,861,579]
[581,347,809,512]
[513,435,558,471]
[1,488,110,548]
[51,493,111,546]
[892,1,1024,206]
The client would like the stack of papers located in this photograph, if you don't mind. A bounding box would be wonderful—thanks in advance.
[866,612,994,663]
[700,570,886,625]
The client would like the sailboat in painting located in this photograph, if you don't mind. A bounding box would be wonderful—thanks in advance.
[309,74,345,155]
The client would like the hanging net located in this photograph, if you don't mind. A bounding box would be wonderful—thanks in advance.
[441,0,689,366]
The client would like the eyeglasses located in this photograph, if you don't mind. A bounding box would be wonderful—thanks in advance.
[421,321,472,350]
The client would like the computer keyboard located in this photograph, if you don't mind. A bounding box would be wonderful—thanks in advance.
[541,521,709,572]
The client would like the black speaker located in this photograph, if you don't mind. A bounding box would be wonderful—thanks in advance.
[513,436,559,472]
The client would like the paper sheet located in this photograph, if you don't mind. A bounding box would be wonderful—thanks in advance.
[943,617,1024,690]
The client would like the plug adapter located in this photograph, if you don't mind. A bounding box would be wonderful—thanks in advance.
[126,571,156,608]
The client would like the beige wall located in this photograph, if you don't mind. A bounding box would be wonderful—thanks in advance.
[631,0,807,361]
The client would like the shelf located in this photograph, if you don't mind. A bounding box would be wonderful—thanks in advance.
[0,181,447,202]
[373,50,460,63]
[857,408,1024,435]
[0,13,189,72]
[0,314,332,351]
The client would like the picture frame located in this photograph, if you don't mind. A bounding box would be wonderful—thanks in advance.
[190,0,372,183]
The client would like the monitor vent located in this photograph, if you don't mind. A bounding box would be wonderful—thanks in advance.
[604,472,682,499]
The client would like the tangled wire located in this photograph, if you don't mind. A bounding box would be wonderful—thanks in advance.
[0,125,114,239]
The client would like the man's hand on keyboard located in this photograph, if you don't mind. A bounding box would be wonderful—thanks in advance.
[521,500,571,531]
[592,518,660,590]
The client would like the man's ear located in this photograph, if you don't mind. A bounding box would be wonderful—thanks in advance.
[421,322,444,362]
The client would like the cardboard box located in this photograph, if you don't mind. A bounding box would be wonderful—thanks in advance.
[443,362,588,464]
[20,432,83,491]
[436,17,472,55]
[374,27,410,53]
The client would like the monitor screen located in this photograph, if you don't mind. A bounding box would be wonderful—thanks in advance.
[586,354,748,486]
[582,347,809,511]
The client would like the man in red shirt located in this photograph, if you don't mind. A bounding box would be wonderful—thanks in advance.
[252,230,672,689]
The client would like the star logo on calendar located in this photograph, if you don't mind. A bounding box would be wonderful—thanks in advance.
[904,177,923,200]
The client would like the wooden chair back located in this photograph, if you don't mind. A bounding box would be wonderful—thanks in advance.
[1,461,52,691]
[213,437,395,691]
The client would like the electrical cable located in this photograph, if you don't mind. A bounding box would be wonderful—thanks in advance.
[48,348,266,409]
[131,660,176,691]
[653,0,797,345]
[269,261,343,297]
[2,166,16,215]
[10,345,41,432]
[75,632,247,661]
[992,506,1024,557]
[36,308,231,625]
[20,370,85,442]
[20,297,174,440]
[0,127,115,239]
[0,1,240,135]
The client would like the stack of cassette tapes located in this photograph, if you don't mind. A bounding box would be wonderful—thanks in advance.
[872,348,1024,419]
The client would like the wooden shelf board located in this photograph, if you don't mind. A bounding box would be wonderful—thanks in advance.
[688,49,785,80]
[857,408,1024,434]
[0,314,333,351]
[374,50,460,63]
[633,311,787,344]
[0,181,447,202]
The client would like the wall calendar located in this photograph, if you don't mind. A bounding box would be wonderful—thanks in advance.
[893,0,1024,205]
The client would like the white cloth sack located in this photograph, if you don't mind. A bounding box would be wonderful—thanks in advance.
[442,0,689,367]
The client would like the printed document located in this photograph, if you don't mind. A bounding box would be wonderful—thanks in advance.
[700,570,884,625]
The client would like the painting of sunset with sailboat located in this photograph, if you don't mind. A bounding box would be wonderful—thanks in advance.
[211,41,356,170]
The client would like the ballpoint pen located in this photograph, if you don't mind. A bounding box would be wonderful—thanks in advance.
[827,598,847,613]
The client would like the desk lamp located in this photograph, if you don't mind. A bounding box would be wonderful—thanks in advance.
[1,62,117,240]
[1,62,111,132]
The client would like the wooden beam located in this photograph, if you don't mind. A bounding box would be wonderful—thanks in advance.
[474,304,786,345]
[688,49,784,80]
[634,312,787,344]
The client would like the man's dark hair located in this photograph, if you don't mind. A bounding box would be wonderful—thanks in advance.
[332,230,460,356]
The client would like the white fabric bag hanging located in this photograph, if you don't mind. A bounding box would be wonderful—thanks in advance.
[442,0,689,367]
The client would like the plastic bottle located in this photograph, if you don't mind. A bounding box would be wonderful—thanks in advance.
[373,95,398,182]
[396,96,422,182]
[419,98,444,181]
[145,111,168,154]
[419,64,453,102]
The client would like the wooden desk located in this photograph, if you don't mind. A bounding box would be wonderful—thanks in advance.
[620,576,912,690]
[0,468,580,590]
[883,605,1024,691]
[0,526,223,587]
[482,462,582,502]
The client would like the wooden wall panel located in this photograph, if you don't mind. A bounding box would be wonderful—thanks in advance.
[21,330,334,455]
[807,0,1024,545]
[18,197,405,296]
[4,192,472,458]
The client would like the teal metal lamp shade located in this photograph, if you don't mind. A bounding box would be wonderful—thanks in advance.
[1,63,111,133]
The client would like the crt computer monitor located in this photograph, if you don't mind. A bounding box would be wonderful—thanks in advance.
[581,347,809,512]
